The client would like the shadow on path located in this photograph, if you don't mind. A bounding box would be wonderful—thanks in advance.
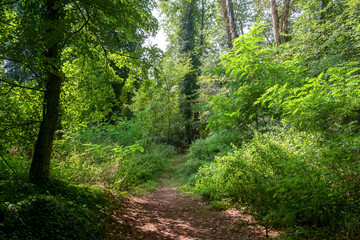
[107,187,279,239]
[106,154,279,239]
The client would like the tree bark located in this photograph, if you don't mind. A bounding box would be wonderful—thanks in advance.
[270,0,280,46]
[29,0,63,184]
[220,0,233,48]
[226,0,238,42]
[280,0,291,43]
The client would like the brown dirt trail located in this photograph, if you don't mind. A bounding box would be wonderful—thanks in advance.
[106,155,279,239]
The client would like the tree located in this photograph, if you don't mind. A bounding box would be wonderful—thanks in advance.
[179,0,201,144]
[0,0,156,184]
[269,0,292,46]
[269,0,280,46]
[220,0,238,48]
[280,0,291,43]
[160,0,214,144]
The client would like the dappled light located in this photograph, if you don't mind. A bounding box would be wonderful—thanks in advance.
[1,0,359,239]
[107,187,279,239]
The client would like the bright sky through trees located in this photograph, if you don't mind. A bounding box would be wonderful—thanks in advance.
[147,8,168,51]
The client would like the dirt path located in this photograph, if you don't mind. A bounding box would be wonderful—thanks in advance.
[107,155,279,239]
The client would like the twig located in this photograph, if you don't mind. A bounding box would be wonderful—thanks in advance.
[0,147,37,196]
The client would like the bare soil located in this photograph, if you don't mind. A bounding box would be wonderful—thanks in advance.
[106,155,280,240]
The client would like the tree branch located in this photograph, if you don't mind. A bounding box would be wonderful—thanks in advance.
[70,0,90,35]
[0,151,23,180]
[0,78,45,92]
[1,57,42,79]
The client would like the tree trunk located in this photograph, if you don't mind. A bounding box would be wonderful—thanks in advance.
[270,0,280,46]
[180,0,199,144]
[220,0,233,48]
[226,0,238,42]
[29,0,63,184]
[280,0,291,43]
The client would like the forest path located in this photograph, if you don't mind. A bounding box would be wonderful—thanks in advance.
[107,154,279,239]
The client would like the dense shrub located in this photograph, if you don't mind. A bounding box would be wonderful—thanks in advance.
[51,122,177,191]
[181,131,245,177]
[193,129,360,238]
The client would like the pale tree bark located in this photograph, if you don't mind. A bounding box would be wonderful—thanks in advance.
[270,0,280,46]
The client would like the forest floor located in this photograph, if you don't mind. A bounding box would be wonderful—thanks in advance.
[106,154,280,240]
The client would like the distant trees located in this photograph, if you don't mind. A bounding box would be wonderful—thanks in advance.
[269,0,292,46]
[179,0,201,144]
[158,0,213,145]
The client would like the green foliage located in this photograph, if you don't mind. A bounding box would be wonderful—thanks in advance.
[0,84,42,152]
[260,63,360,133]
[193,129,360,238]
[181,131,246,177]
[1,0,360,238]
[206,25,293,132]
[284,0,360,77]
[51,122,177,191]
[0,180,110,240]
[132,55,191,144]
[0,119,177,239]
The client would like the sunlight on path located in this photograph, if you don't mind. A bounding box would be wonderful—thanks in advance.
[107,155,279,239]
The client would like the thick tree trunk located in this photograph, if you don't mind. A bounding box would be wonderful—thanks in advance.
[270,0,280,46]
[29,0,62,184]
[226,0,238,41]
[220,0,233,48]
[280,0,291,43]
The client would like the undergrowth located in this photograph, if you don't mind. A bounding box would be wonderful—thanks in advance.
[51,122,177,191]
[189,128,360,239]
[0,179,110,240]
[0,120,177,239]
[180,130,246,178]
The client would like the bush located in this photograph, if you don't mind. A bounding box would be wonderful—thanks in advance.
[51,123,177,191]
[193,128,360,238]
[181,131,246,177]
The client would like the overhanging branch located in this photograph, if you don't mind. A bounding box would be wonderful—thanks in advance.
[0,78,45,92]
[70,0,90,35]
[1,57,43,79]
